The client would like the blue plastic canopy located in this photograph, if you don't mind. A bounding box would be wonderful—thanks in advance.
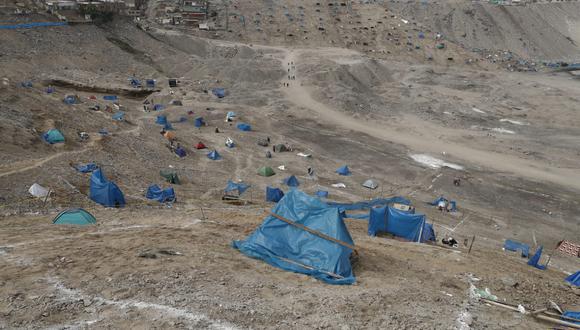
[429,196,457,211]
[89,169,125,208]
[266,187,284,202]
[112,111,125,121]
[336,165,351,176]
[43,129,65,144]
[207,150,221,160]
[194,117,205,128]
[566,271,580,287]
[156,115,167,125]
[368,206,435,242]
[175,146,186,157]
[146,184,175,203]
[316,190,329,198]
[212,88,225,98]
[562,311,580,325]
[283,175,300,187]
[75,162,98,173]
[504,240,530,258]
[233,189,356,284]
[103,95,118,101]
[225,180,250,196]
[527,246,547,270]
[164,122,174,131]
[237,123,252,131]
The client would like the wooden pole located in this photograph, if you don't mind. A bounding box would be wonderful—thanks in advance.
[468,235,476,254]
[200,206,206,220]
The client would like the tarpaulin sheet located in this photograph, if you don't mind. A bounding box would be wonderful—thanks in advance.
[145,184,175,203]
[566,271,580,287]
[75,163,98,173]
[225,180,250,195]
[504,240,530,258]
[89,169,125,208]
[266,187,284,202]
[368,206,435,242]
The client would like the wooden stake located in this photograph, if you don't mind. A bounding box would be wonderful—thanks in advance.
[200,206,206,220]
[468,235,476,254]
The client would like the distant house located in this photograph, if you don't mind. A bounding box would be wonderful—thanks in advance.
[180,0,207,25]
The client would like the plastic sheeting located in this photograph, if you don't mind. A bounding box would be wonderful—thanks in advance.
[146,185,175,203]
[336,165,351,176]
[212,88,225,98]
[237,123,252,131]
[195,117,205,128]
[368,206,435,242]
[112,111,125,121]
[29,183,49,198]
[89,169,125,208]
[233,189,356,284]
[316,190,329,198]
[164,123,174,131]
[266,187,284,202]
[75,163,98,173]
[283,175,300,187]
[566,271,580,287]
[504,240,530,258]
[146,79,156,88]
[156,115,167,125]
[103,95,118,101]
[527,246,547,270]
[225,180,250,196]
[175,146,186,157]
[562,311,580,325]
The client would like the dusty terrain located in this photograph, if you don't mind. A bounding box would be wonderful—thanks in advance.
[1,0,579,329]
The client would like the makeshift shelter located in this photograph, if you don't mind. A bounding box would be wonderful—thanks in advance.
[237,123,252,131]
[225,180,250,196]
[163,122,174,131]
[368,206,435,242]
[46,86,55,94]
[63,95,79,104]
[233,189,356,284]
[257,166,275,177]
[194,117,205,128]
[160,169,180,184]
[504,240,530,258]
[283,175,300,187]
[336,165,351,176]
[316,190,329,198]
[43,129,65,144]
[172,100,183,106]
[266,187,284,202]
[562,311,580,325]
[28,183,50,198]
[175,146,186,158]
[129,78,141,87]
[103,95,118,101]
[21,81,33,88]
[226,111,236,121]
[429,196,457,212]
[565,271,580,287]
[257,138,269,147]
[146,185,176,203]
[168,79,177,87]
[362,179,378,190]
[89,169,125,208]
[154,104,164,111]
[75,162,98,173]
[156,115,168,125]
[212,88,225,98]
[273,144,289,152]
[195,142,207,149]
[527,246,547,270]
[225,137,235,148]
[146,79,156,88]
[112,111,125,121]
[207,150,221,160]
[53,208,96,225]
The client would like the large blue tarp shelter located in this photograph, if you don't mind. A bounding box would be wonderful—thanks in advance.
[43,129,65,144]
[562,311,580,325]
[103,95,118,101]
[566,271,580,287]
[225,180,250,196]
[233,189,356,284]
[156,115,167,125]
[212,88,226,98]
[75,162,98,173]
[146,79,156,88]
[237,123,252,131]
[368,206,435,242]
[146,184,175,203]
[527,246,547,270]
[336,165,351,176]
[283,175,300,187]
[207,150,221,160]
[89,169,125,208]
[266,187,284,202]
[504,240,530,258]
[194,117,205,128]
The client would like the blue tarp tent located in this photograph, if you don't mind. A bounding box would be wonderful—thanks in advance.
[112,111,125,121]
[336,165,351,176]
[89,169,125,208]
[146,79,155,88]
[316,190,329,198]
[156,115,167,125]
[566,271,580,287]
[207,150,221,160]
[164,122,174,131]
[225,180,250,196]
[266,187,284,202]
[504,240,530,258]
[43,129,65,144]
[194,117,205,128]
[130,78,141,87]
[368,206,435,242]
[103,95,118,101]
[429,196,457,212]
[63,95,78,104]
[212,88,225,98]
[527,246,547,270]
[154,104,164,111]
[562,311,580,325]
[75,162,98,173]
[175,146,186,157]
[233,189,356,284]
[283,175,300,187]
[146,184,175,203]
[237,123,252,131]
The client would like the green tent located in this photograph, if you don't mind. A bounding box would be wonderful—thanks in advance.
[257,166,275,177]
[52,208,96,225]
[160,169,180,184]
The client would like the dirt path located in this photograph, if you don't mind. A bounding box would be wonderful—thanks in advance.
[279,49,580,192]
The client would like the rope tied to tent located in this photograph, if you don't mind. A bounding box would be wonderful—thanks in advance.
[268,211,356,251]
